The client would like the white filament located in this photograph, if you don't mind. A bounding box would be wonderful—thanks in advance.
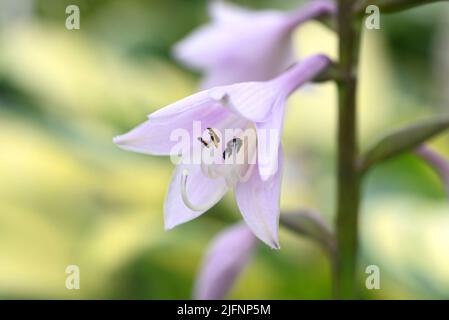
[181,169,225,212]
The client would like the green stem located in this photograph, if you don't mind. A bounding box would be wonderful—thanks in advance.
[334,0,362,299]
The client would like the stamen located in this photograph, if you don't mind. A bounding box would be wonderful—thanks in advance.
[207,128,220,147]
[222,149,229,160]
[198,128,221,149]
[181,169,225,212]
[231,137,243,153]
[198,137,210,148]
[222,137,243,160]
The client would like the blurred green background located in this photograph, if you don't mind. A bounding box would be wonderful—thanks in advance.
[0,0,448,299]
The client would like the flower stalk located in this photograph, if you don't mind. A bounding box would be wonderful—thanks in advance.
[334,0,362,299]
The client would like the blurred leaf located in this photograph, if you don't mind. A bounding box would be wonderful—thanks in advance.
[362,198,449,298]
[0,23,194,128]
[0,112,171,298]
[360,115,449,172]
[416,145,449,198]
[280,210,335,255]
[355,0,446,14]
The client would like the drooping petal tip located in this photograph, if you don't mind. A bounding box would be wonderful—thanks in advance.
[112,132,145,153]
[111,120,176,156]
[194,223,257,300]
[235,148,283,249]
[112,135,121,145]
[271,241,281,250]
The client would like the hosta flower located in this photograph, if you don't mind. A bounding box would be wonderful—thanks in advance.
[114,54,330,248]
[173,0,335,88]
[194,223,256,300]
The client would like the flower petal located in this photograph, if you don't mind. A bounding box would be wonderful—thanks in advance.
[198,35,293,89]
[112,118,181,156]
[172,24,231,71]
[212,55,330,123]
[209,82,283,122]
[273,54,331,96]
[235,147,283,249]
[164,164,228,230]
[208,0,254,24]
[173,2,293,87]
[113,93,231,156]
[199,38,294,88]
[256,99,285,179]
[148,90,209,119]
[194,223,257,300]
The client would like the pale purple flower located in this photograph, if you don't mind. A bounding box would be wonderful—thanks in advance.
[194,223,257,300]
[114,54,330,248]
[173,0,335,88]
[416,145,449,198]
